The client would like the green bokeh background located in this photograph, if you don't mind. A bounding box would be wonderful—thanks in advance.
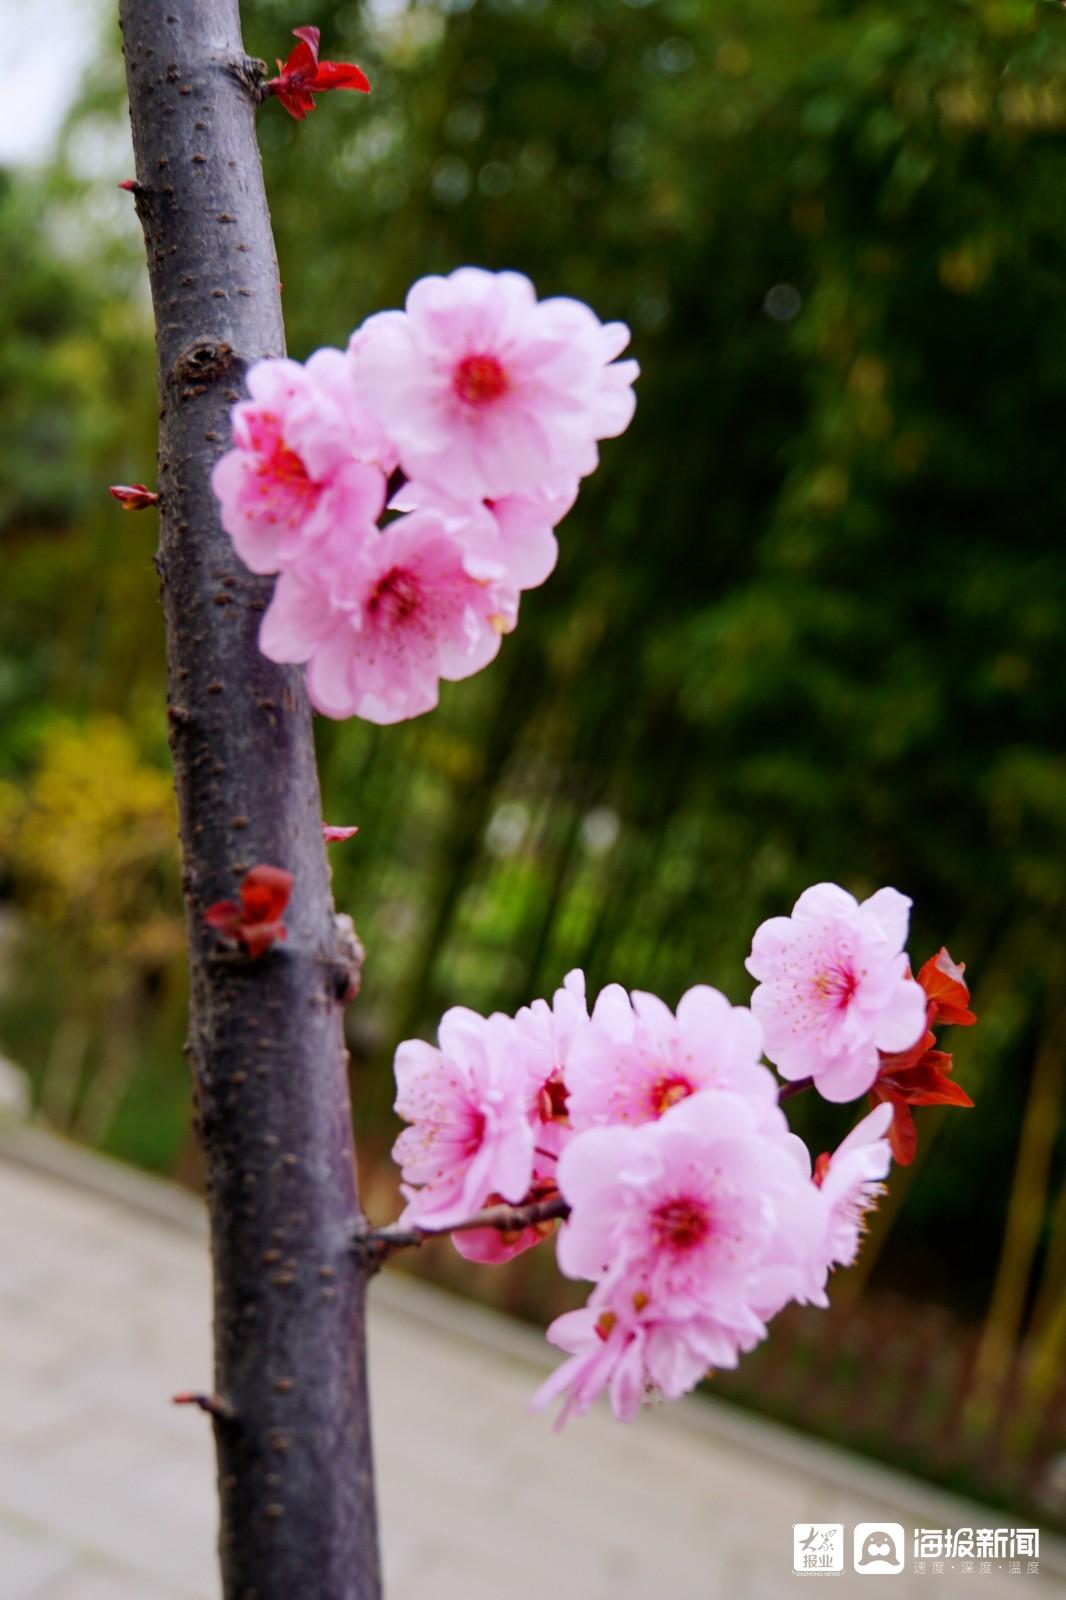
[1,0,1064,1520]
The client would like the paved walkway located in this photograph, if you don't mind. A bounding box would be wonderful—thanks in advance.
[0,1127,1063,1599]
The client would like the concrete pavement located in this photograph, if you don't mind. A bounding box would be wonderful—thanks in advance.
[1,1128,1062,1599]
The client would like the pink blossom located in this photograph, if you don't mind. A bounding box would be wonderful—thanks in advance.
[746,884,927,1103]
[533,1090,826,1425]
[258,510,519,724]
[349,268,638,500]
[211,350,390,576]
[393,1006,537,1230]
[531,1304,650,1428]
[566,983,777,1132]
[555,1092,824,1359]
[453,970,589,1264]
[532,1290,763,1429]
[815,1102,893,1273]
[513,968,589,1166]
[391,476,577,591]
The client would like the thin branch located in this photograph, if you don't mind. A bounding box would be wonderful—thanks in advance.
[356,1193,570,1265]
[173,1391,237,1422]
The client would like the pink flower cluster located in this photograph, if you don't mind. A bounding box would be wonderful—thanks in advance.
[389,884,926,1428]
[211,268,638,723]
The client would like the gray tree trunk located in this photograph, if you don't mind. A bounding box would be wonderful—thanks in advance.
[119,2,381,1593]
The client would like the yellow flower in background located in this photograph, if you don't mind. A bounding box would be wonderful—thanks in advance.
[2,717,179,960]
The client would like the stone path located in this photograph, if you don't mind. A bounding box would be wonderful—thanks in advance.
[1,1128,1063,1599]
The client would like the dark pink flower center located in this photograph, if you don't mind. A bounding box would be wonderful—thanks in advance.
[366,566,421,625]
[649,1075,693,1118]
[464,1109,487,1156]
[650,1196,710,1252]
[538,1077,570,1124]
[813,962,858,1010]
[453,353,509,407]
[251,415,320,508]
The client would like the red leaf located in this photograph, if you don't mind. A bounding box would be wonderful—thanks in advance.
[877,1028,937,1077]
[870,944,977,1164]
[311,61,371,93]
[110,483,160,511]
[240,864,293,924]
[290,24,321,55]
[204,864,292,958]
[265,26,370,120]
[203,899,241,936]
[889,1098,918,1166]
[917,946,976,1027]
[870,1087,918,1166]
[889,1055,975,1108]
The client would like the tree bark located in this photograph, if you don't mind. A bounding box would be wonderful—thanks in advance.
[119,3,381,1594]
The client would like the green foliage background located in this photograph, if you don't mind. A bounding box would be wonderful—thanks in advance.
[2,0,1065,1506]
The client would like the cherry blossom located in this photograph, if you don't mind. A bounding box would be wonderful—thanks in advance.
[531,1303,650,1428]
[452,971,589,1264]
[512,968,589,1159]
[390,476,576,592]
[746,883,927,1103]
[813,1102,893,1275]
[349,268,639,500]
[210,269,638,725]
[532,1091,826,1425]
[258,511,519,724]
[393,1007,538,1231]
[210,351,389,576]
[553,1092,824,1365]
[566,983,776,1132]
[532,1288,772,1429]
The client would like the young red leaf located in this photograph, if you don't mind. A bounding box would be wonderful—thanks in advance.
[885,1054,975,1108]
[310,61,371,92]
[877,1028,937,1078]
[264,25,370,121]
[204,864,292,958]
[239,864,293,923]
[869,945,976,1163]
[917,947,976,1026]
[110,483,160,510]
[872,1092,918,1166]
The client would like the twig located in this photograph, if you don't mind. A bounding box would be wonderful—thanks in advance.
[356,1193,570,1266]
[173,1391,236,1422]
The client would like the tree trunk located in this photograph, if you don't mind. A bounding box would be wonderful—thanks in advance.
[119,3,381,1594]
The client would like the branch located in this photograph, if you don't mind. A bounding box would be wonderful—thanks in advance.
[119,3,379,1594]
[173,1390,237,1422]
[356,1194,571,1265]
